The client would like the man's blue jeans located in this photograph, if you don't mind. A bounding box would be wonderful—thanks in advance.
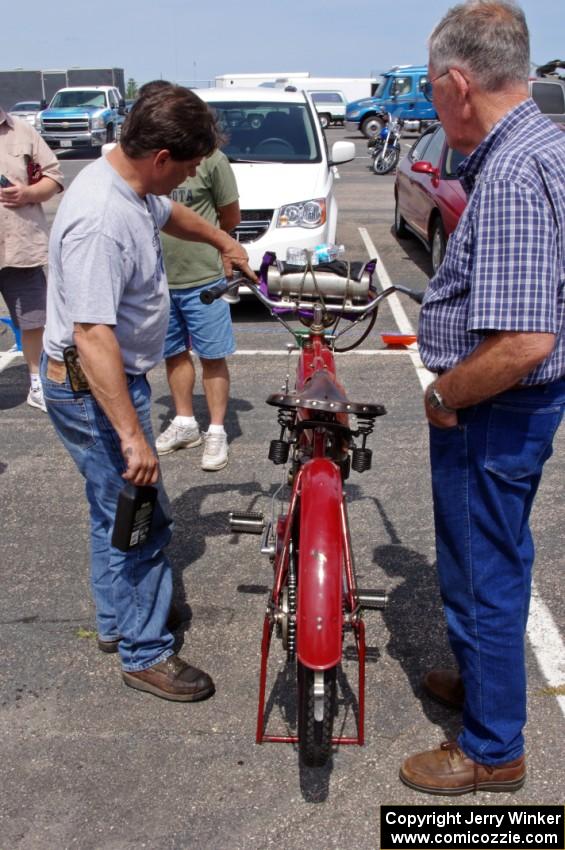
[429,378,565,764]
[40,353,175,671]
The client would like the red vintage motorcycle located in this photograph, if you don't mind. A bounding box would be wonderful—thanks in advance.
[202,253,421,767]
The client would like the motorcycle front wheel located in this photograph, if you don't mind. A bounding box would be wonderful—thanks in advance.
[373,145,400,175]
[297,662,337,767]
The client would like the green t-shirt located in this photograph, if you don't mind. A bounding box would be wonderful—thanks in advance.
[162,149,239,289]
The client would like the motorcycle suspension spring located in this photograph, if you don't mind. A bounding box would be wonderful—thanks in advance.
[269,408,296,465]
[355,415,376,438]
[276,408,296,430]
[269,439,290,465]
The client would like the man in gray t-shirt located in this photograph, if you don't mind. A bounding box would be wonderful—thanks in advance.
[41,87,255,703]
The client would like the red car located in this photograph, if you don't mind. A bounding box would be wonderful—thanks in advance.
[394,124,467,274]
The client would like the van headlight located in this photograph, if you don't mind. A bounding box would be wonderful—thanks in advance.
[91,115,106,129]
[34,114,42,130]
[277,199,326,229]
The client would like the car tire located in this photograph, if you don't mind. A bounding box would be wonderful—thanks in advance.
[361,115,384,139]
[394,195,409,238]
[319,113,331,129]
[430,218,447,274]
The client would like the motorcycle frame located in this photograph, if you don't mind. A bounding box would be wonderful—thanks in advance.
[256,331,367,747]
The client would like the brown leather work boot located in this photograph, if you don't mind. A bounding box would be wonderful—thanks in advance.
[122,655,215,702]
[423,669,464,710]
[400,741,526,795]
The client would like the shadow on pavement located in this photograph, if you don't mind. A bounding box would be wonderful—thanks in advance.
[372,495,461,744]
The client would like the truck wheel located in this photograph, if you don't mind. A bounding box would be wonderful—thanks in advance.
[361,115,384,138]
[319,113,331,129]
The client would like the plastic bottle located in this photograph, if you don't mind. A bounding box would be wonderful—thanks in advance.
[286,247,311,265]
[285,244,345,266]
[313,243,345,263]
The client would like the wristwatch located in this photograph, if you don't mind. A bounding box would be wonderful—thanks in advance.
[426,384,455,413]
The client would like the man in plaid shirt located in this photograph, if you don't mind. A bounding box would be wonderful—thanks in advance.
[400,0,565,794]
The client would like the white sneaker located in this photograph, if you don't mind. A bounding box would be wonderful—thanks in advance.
[27,386,47,413]
[155,420,202,455]
[201,431,229,471]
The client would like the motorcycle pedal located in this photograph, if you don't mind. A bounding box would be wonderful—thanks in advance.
[357,588,388,610]
[229,511,265,534]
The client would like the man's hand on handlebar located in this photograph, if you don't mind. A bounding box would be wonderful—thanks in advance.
[220,236,257,283]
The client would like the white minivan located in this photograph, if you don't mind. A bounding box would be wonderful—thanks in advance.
[195,88,355,272]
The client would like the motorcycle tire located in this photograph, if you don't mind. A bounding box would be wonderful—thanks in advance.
[373,145,400,175]
[297,661,337,767]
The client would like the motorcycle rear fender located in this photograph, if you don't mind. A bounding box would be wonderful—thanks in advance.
[296,458,343,670]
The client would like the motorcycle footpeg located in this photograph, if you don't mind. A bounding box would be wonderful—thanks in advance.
[229,511,265,534]
[357,588,388,610]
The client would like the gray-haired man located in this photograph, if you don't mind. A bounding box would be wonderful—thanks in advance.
[401,0,565,794]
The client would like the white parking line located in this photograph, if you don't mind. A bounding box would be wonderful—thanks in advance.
[359,226,433,391]
[358,225,565,720]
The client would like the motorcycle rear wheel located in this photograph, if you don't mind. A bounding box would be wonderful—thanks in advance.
[297,662,337,767]
[373,146,400,175]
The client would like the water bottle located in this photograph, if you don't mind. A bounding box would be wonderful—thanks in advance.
[286,247,310,265]
[286,244,345,266]
[313,243,345,263]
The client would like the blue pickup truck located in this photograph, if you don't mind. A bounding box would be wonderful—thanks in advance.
[35,85,126,151]
[346,65,437,138]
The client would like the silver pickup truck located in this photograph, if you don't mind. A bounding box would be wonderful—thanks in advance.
[35,85,126,150]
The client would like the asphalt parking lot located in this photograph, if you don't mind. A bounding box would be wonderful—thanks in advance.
[1,128,564,850]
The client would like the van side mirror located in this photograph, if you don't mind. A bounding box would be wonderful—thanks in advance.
[328,140,356,166]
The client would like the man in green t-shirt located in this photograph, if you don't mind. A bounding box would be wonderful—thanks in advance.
[157,148,240,470]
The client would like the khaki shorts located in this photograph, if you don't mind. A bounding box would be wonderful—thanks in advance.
[0,266,46,330]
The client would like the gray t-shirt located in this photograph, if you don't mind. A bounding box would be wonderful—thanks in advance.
[44,156,172,374]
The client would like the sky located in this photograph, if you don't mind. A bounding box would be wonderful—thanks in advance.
[4,0,564,87]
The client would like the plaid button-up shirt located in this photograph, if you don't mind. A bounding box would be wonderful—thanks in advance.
[418,99,565,385]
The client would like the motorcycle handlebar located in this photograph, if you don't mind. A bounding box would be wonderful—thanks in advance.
[394,285,424,304]
[199,276,242,305]
[200,273,424,314]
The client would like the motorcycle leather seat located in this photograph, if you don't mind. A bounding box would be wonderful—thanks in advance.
[267,369,385,417]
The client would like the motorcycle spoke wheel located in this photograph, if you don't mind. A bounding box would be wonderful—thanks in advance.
[373,146,400,175]
[297,662,337,767]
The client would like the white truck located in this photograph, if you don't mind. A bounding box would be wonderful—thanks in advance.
[215,74,377,104]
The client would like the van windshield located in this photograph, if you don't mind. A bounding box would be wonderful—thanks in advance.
[209,101,322,164]
[50,91,107,109]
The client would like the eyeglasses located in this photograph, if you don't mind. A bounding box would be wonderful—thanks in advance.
[422,70,450,102]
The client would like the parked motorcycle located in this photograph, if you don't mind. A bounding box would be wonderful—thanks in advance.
[368,113,403,175]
